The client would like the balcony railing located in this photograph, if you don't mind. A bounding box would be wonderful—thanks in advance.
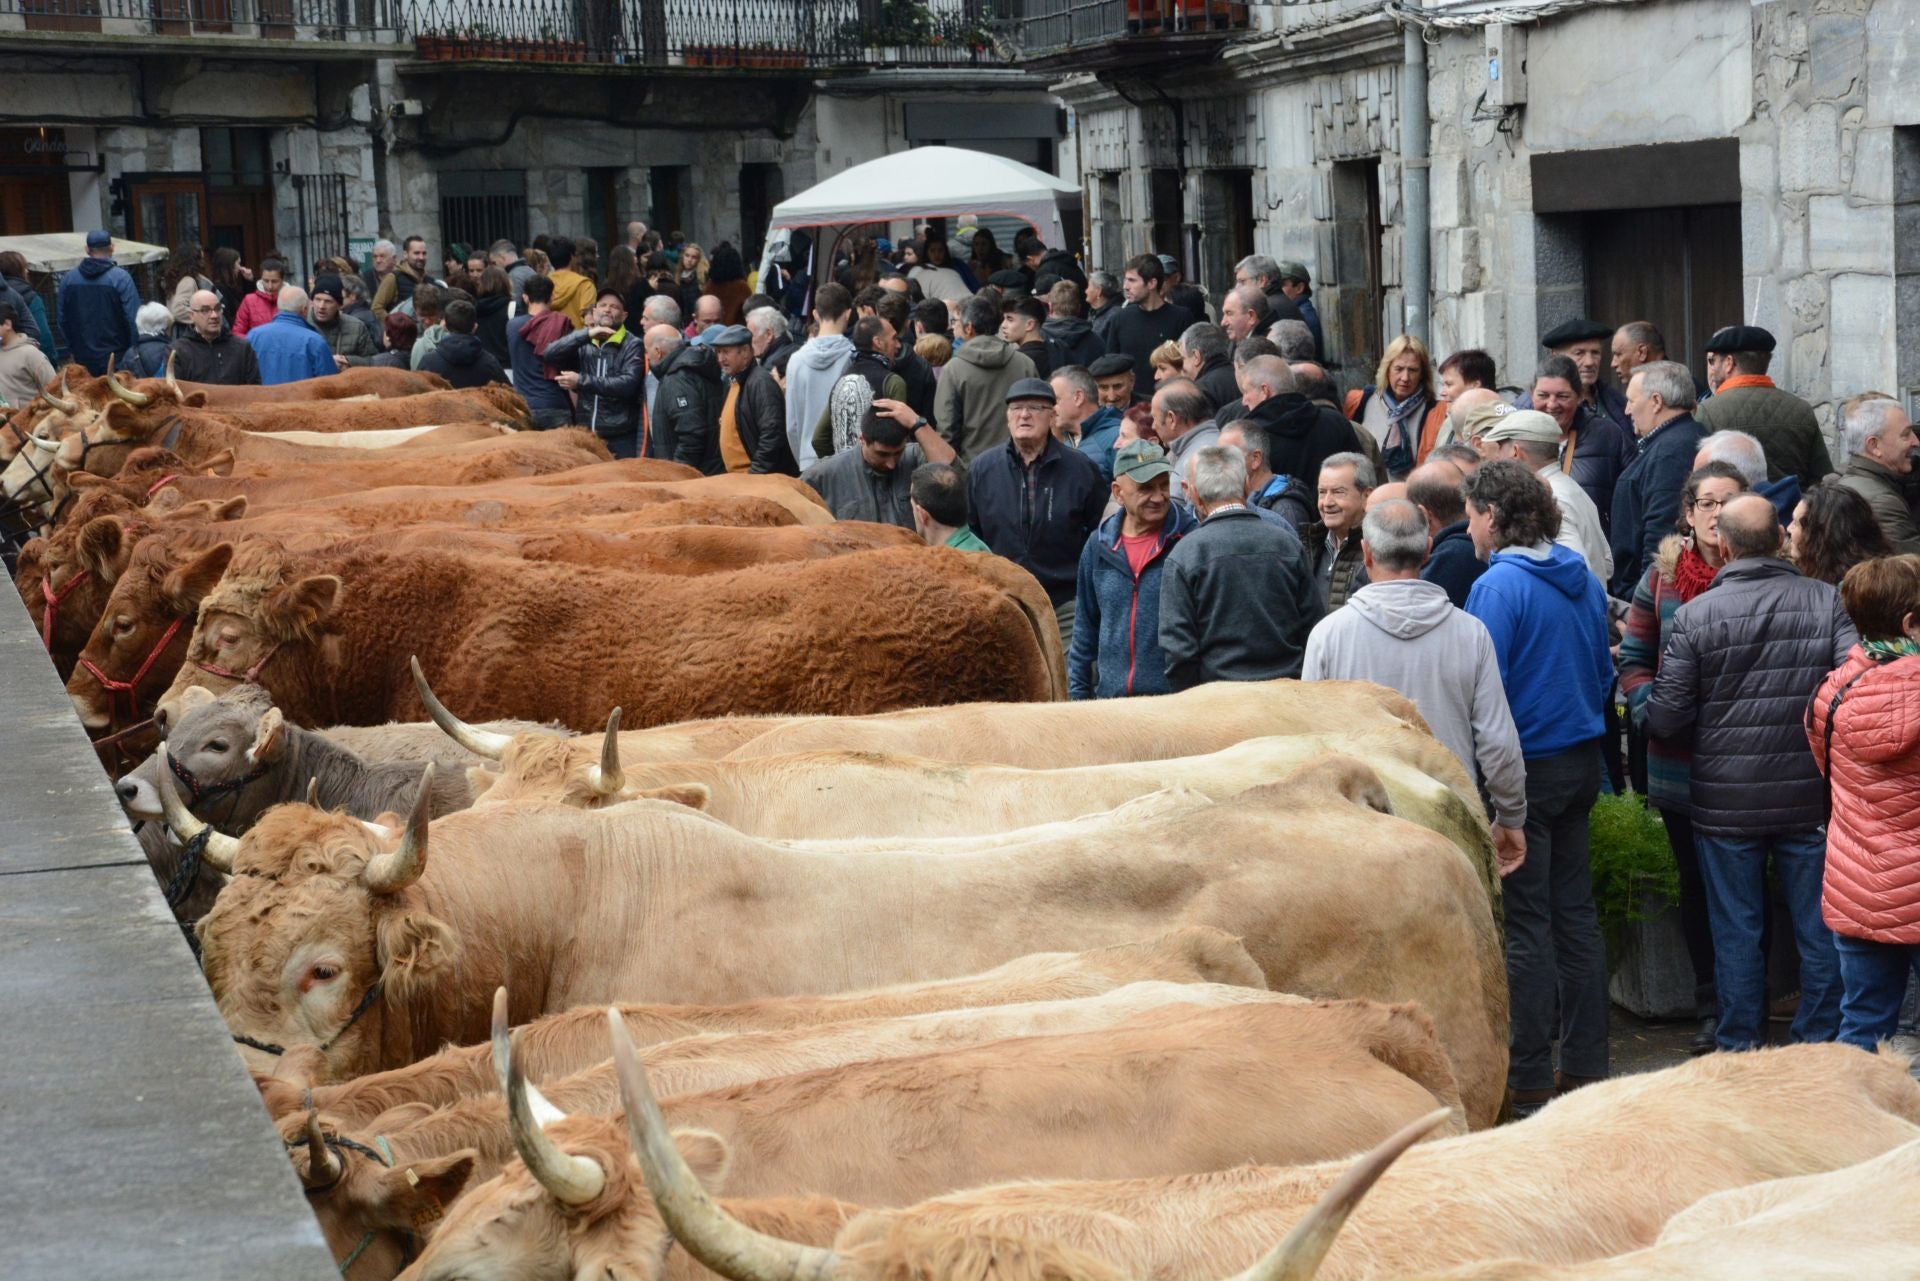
[1006,0,1248,58]
[404,0,1004,68]
[0,0,404,41]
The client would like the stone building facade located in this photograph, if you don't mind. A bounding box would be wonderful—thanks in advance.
[1021,0,1915,420]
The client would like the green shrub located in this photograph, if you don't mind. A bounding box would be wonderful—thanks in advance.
[1588,791,1681,958]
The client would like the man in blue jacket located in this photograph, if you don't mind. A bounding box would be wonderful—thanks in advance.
[56,230,139,375]
[1463,459,1614,1118]
[245,285,337,385]
[1069,440,1197,700]
[1610,360,1707,597]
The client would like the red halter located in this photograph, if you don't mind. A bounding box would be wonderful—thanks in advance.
[145,473,179,500]
[39,568,91,649]
[194,641,280,686]
[77,615,187,726]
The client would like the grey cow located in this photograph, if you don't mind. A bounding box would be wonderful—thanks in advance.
[117,685,481,832]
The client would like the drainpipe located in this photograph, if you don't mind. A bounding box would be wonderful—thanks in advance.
[1401,22,1430,347]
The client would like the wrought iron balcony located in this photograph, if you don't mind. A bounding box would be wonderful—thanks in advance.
[0,0,404,43]
[403,0,1004,69]
[1001,0,1251,64]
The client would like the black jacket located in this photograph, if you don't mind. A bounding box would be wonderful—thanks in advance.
[1419,519,1486,608]
[1567,404,1639,536]
[1017,338,1052,379]
[1042,316,1105,373]
[418,331,509,390]
[1609,413,1706,597]
[649,339,726,475]
[1645,557,1859,835]
[545,325,644,439]
[967,434,1108,604]
[1034,247,1086,288]
[473,294,511,365]
[1159,507,1321,689]
[732,362,797,476]
[167,326,260,386]
[892,345,938,422]
[1247,392,1356,491]
[1254,289,1306,335]
[1192,355,1240,417]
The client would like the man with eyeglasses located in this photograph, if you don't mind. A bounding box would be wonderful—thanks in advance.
[965,377,1108,652]
[168,288,260,386]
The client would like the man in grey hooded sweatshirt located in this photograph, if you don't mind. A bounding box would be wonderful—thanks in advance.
[783,282,855,471]
[1302,497,1528,875]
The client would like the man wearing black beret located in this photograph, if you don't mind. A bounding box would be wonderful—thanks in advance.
[1522,317,1630,433]
[1694,324,1832,490]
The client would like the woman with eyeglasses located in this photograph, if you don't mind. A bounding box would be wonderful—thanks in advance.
[1617,460,1748,1056]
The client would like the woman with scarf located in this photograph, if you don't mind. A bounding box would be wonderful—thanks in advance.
[1344,334,1446,481]
[1619,461,1748,1056]
[1807,553,1920,1051]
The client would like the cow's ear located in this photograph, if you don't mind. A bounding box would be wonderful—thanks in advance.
[464,766,498,799]
[631,783,711,812]
[197,449,235,477]
[209,496,248,522]
[249,707,286,763]
[160,542,233,615]
[181,391,210,409]
[671,1128,732,1191]
[262,574,339,641]
[101,400,142,437]
[75,516,126,583]
[66,471,106,491]
[374,908,459,1000]
[370,1149,475,1232]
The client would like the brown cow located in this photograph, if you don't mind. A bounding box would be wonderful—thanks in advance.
[288,471,834,528]
[343,999,1463,1281]
[152,541,1063,731]
[173,366,450,405]
[260,928,1267,1129]
[621,1044,1920,1281]
[178,755,1506,1124]
[65,430,615,514]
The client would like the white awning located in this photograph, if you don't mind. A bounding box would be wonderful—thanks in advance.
[0,233,170,274]
[769,145,1079,242]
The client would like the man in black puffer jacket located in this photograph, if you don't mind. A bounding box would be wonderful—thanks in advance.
[645,324,725,475]
[416,299,508,390]
[1238,355,1356,490]
[710,325,796,475]
[547,290,644,457]
[1646,494,1856,1055]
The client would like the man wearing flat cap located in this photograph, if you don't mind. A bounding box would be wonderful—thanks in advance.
[1088,351,1137,412]
[1694,325,1832,490]
[1479,407,1612,583]
[967,376,1109,651]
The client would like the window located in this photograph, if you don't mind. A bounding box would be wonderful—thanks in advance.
[440,170,529,258]
[649,165,690,239]
[1149,167,1182,259]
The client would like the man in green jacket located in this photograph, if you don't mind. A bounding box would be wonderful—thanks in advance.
[1835,394,1920,553]
[909,461,991,551]
[1695,325,1834,490]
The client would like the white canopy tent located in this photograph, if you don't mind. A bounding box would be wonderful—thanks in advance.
[0,233,168,275]
[758,146,1080,282]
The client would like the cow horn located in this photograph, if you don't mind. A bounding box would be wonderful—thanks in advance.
[361,763,432,893]
[411,656,511,759]
[108,371,151,407]
[587,708,623,795]
[1221,1108,1454,1281]
[490,986,564,1127]
[164,349,180,391]
[306,777,321,807]
[506,1027,605,1207]
[38,368,77,413]
[156,747,242,872]
[28,433,59,453]
[611,1009,839,1281]
[105,353,115,375]
[303,1109,343,1188]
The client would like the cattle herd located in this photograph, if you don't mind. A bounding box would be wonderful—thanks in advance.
[4,361,1918,1280]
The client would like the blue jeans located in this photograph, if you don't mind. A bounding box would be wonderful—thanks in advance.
[1694,828,1840,1050]
[601,431,640,460]
[1834,933,1920,1051]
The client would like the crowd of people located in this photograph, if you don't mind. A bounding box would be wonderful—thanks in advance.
[13,221,1919,1110]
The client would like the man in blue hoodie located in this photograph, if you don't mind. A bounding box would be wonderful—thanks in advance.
[1068,439,1196,700]
[245,285,337,385]
[1463,459,1615,1119]
[56,230,140,375]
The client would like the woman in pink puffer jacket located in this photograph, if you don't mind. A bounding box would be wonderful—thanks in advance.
[1807,553,1920,1051]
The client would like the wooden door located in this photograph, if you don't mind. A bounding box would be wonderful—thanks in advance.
[1584,204,1742,381]
[207,189,275,270]
[126,176,209,253]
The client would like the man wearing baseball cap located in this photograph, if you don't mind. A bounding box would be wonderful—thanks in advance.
[1694,324,1831,489]
[1274,261,1323,359]
[1479,407,1612,583]
[1067,438,1197,701]
[966,376,1108,651]
[56,229,140,375]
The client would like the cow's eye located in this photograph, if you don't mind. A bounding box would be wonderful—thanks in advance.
[311,965,338,983]
[111,617,133,637]
[207,740,229,753]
